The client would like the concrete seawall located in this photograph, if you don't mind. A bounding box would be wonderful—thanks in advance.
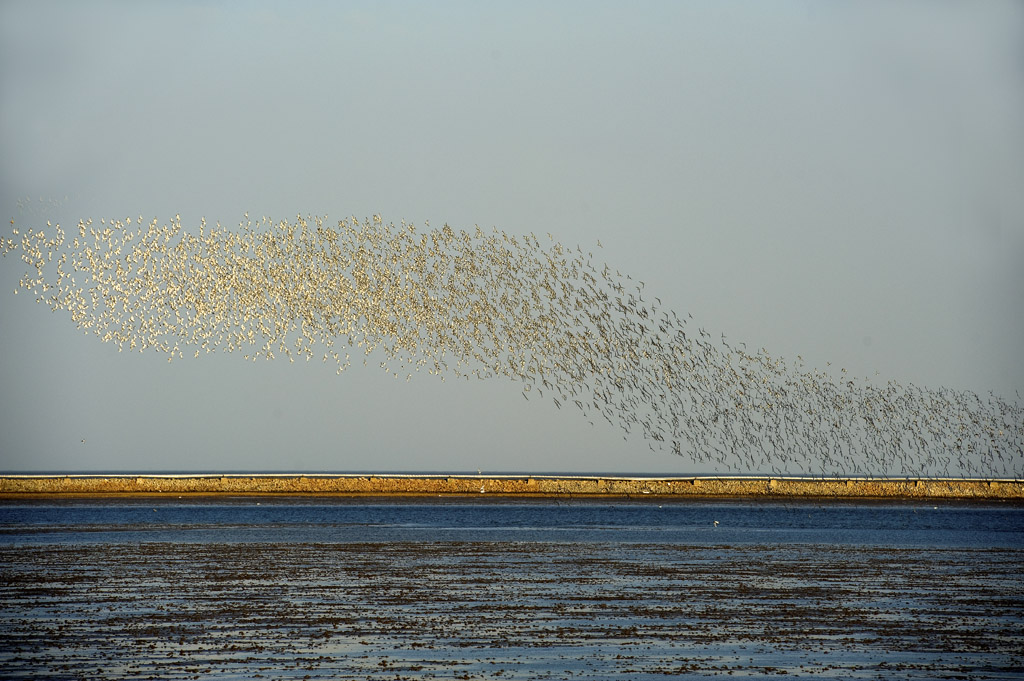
[1,475,1021,499]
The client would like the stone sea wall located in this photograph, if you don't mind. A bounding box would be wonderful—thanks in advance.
[1,475,1021,499]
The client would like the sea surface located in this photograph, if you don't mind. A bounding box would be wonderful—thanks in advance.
[1,498,1022,679]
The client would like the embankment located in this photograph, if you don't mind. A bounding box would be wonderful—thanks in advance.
[1,475,1021,499]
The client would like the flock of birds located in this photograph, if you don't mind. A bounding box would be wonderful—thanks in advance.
[3,212,1021,478]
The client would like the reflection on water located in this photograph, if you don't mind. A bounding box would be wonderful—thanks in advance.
[1,500,1022,680]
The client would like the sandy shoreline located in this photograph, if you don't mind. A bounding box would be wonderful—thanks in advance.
[2,474,1021,499]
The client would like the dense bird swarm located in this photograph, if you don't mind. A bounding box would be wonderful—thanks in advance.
[3,214,1021,477]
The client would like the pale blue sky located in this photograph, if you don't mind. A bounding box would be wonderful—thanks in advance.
[1,1,1022,473]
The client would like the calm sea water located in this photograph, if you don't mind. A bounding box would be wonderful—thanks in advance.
[1,497,1022,547]
[2,498,1022,680]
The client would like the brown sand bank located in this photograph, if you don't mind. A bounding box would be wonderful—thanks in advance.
[1,474,1021,499]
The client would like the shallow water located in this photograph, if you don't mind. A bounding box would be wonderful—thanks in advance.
[1,499,1022,679]
[3,497,1023,547]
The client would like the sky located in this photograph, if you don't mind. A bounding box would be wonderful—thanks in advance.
[1,0,1022,474]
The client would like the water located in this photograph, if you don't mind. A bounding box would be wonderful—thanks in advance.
[2,496,1022,547]
[2,498,1022,679]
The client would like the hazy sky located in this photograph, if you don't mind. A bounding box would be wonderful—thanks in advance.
[2,1,1022,474]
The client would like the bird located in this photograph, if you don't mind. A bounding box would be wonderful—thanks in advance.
[1,211,1019,480]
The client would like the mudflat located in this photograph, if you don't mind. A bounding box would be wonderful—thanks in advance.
[2,540,1021,680]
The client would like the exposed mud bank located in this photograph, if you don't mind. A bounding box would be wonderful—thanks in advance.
[1,475,1021,499]
[3,541,1022,680]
